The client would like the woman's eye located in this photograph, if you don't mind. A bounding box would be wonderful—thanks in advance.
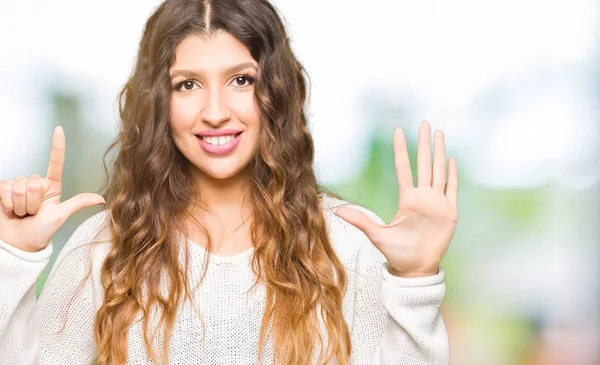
[175,80,199,92]
[231,75,255,88]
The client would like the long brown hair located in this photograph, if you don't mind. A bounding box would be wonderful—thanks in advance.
[95,0,351,363]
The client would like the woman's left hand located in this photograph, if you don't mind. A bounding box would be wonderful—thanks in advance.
[335,121,459,278]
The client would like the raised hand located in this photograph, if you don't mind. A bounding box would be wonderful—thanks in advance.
[335,121,459,278]
[0,126,105,252]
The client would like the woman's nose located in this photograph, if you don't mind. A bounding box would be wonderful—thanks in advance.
[200,88,231,126]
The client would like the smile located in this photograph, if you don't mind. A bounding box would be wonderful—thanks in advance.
[201,134,236,145]
[196,132,243,155]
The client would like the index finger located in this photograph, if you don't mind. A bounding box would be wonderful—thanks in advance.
[46,126,66,183]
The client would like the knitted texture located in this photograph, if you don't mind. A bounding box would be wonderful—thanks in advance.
[0,194,448,364]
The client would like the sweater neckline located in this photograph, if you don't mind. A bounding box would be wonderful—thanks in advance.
[187,238,255,263]
[183,194,332,264]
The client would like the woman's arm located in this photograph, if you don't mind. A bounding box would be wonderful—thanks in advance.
[0,241,53,364]
[334,205,449,365]
[350,240,448,364]
[333,122,457,364]
[0,211,108,364]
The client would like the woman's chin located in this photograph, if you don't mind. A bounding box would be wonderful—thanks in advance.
[195,164,247,181]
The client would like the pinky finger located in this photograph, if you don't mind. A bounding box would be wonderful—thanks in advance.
[446,157,458,208]
[0,180,15,216]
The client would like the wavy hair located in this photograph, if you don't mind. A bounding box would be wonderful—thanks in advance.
[95,0,351,364]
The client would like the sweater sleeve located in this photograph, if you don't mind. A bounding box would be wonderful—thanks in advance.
[0,211,108,364]
[343,206,449,365]
[0,240,53,364]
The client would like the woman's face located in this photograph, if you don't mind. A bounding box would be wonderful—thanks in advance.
[169,31,261,182]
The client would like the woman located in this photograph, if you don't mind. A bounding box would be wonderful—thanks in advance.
[0,0,458,364]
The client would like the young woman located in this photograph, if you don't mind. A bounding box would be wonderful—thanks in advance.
[0,0,458,364]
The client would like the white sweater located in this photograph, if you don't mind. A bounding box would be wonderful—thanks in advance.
[0,195,448,364]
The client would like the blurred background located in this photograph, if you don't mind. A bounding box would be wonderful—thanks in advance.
[1,0,599,364]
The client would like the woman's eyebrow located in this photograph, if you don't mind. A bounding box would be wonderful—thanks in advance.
[223,62,257,75]
[170,62,258,79]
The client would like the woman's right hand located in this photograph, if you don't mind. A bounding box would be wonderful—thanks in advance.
[0,126,106,253]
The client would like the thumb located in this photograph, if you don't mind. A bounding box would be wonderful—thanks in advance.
[59,193,106,220]
[334,206,381,243]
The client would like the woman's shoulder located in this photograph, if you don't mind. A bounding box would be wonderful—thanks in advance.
[56,209,111,262]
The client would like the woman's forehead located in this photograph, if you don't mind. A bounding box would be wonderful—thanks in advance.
[170,32,257,76]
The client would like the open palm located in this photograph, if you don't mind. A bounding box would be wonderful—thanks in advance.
[336,121,459,278]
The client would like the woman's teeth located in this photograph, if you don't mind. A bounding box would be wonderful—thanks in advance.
[202,135,236,145]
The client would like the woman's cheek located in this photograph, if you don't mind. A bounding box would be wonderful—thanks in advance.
[232,93,260,125]
[171,96,201,127]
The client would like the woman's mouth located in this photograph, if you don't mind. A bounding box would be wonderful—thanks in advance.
[200,134,237,145]
[196,132,243,155]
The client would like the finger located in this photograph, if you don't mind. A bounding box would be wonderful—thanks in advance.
[431,130,447,192]
[417,121,432,187]
[59,193,106,221]
[46,126,66,185]
[446,157,458,207]
[12,176,28,217]
[0,180,15,216]
[334,206,383,246]
[26,175,45,215]
[393,127,414,193]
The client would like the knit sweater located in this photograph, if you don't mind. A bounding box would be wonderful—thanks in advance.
[0,194,448,364]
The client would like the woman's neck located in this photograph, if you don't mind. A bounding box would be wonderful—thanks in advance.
[186,166,254,254]
[191,163,251,207]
